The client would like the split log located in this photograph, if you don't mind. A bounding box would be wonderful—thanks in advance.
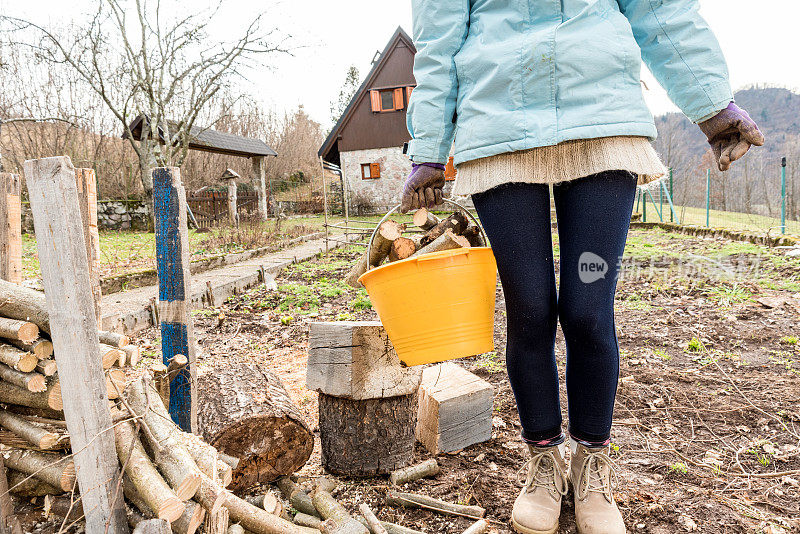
[0,279,51,334]
[0,411,60,449]
[35,359,57,376]
[9,337,53,360]
[412,208,440,231]
[0,381,60,411]
[345,220,405,288]
[124,345,141,367]
[354,518,424,534]
[419,212,468,247]
[275,477,317,517]
[462,519,489,534]
[7,469,62,497]
[100,343,124,370]
[389,459,440,486]
[197,362,313,491]
[0,318,39,344]
[388,237,417,262]
[358,503,387,534]
[311,491,369,534]
[409,230,470,259]
[113,419,185,523]
[0,362,46,392]
[0,344,37,373]
[460,226,485,247]
[125,377,202,500]
[203,505,229,534]
[293,512,321,528]
[133,519,171,534]
[385,490,485,519]
[1,449,75,491]
[318,392,416,476]
[99,330,130,348]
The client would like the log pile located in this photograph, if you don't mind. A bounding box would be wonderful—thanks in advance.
[345,208,484,288]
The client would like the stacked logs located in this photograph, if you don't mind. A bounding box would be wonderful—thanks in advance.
[345,208,485,288]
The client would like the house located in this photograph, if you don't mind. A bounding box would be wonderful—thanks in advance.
[318,27,457,213]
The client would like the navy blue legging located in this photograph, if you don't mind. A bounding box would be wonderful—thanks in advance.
[472,170,637,443]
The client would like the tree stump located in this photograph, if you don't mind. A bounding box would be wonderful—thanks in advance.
[197,362,313,491]
[318,392,416,476]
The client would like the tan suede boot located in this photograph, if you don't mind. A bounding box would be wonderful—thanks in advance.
[569,441,626,534]
[511,443,568,534]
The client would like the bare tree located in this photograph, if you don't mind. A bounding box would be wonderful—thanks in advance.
[329,65,360,126]
[3,0,289,225]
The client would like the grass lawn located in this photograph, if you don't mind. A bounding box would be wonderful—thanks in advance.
[634,201,800,235]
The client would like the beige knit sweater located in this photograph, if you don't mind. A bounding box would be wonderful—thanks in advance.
[452,136,667,197]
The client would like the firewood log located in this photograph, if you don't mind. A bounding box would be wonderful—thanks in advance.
[311,491,369,534]
[358,503,387,534]
[99,330,129,348]
[168,354,189,381]
[113,418,185,523]
[0,411,59,449]
[35,359,57,376]
[388,237,417,262]
[412,208,441,231]
[173,500,205,534]
[461,520,489,534]
[44,495,84,522]
[125,377,202,500]
[389,459,441,486]
[276,477,317,517]
[8,337,53,360]
[204,506,229,534]
[132,519,171,534]
[314,477,337,494]
[124,345,141,367]
[180,431,233,488]
[354,518,424,534]
[48,371,125,410]
[345,220,405,288]
[0,362,46,392]
[7,469,62,496]
[385,490,485,519]
[460,226,485,247]
[0,381,60,411]
[419,212,468,247]
[1,449,75,491]
[0,457,23,534]
[124,473,154,516]
[197,362,313,491]
[151,362,169,406]
[228,525,245,534]
[293,512,321,528]
[100,343,123,369]
[0,344,37,373]
[221,489,305,534]
[409,230,470,259]
[0,318,39,344]
[0,279,51,334]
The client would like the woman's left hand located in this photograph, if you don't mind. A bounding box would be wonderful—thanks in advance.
[698,102,765,171]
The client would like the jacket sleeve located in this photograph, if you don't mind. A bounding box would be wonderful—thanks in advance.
[406,0,470,163]
[616,0,733,123]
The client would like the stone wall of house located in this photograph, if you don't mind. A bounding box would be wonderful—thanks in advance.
[22,200,150,233]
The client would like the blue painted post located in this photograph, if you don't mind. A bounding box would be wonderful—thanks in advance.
[153,167,197,432]
[706,169,711,228]
[781,157,787,234]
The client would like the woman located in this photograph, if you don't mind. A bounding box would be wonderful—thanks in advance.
[400,2,764,533]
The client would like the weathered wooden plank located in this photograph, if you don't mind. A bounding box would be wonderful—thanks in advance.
[153,167,197,432]
[416,362,493,454]
[24,156,128,533]
[251,156,268,220]
[0,173,22,285]
[307,321,422,400]
[75,168,102,321]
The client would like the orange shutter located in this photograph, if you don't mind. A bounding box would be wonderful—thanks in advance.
[393,87,405,110]
[444,156,456,181]
[406,86,414,103]
[370,90,381,112]
[370,163,381,178]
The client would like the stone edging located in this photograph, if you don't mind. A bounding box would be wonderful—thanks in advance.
[630,221,797,247]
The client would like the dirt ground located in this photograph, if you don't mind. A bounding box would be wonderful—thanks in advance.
[22,227,799,533]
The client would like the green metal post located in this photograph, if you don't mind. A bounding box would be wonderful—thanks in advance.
[781,157,787,234]
[705,168,711,227]
[642,189,647,222]
[669,168,674,222]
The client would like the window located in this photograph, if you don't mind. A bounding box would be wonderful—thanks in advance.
[361,163,380,179]
[370,87,406,112]
[444,156,457,181]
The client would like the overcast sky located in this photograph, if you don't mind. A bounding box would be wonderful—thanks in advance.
[2,0,798,129]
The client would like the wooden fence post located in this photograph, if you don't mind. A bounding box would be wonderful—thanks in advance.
[24,156,128,533]
[153,167,197,432]
[0,173,22,285]
[251,156,268,220]
[75,168,102,321]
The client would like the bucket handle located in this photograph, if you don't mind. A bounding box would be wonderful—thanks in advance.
[364,198,489,273]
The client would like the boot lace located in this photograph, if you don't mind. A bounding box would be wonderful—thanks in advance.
[517,449,569,498]
[575,449,618,502]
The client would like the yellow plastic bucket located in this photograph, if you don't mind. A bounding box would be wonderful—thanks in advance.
[358,202,497,366]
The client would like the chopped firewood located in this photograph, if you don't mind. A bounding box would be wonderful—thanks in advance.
[7,469,62,497]
[0,278,52,334]
[35,359,57,376]
[460,226,486,247]
[0,456,23,534]
[44,495,84,523]
[167,354,189,381]
[48,371,125,410]
[113,418,185,523]
[227,525,245,534]
[276,477,317,517]
[0,381,60,412]
[181,432,233,487]
[345,220,405,288]
[419,212,468,247]
[293,512,321,528]
[99,330,130,348]
[385,490,485,519]
[1,449,75,492]
[220,489,305,534]
[132,519,171,534]
[0,318,39,344]
[389,459,441,486]
[0,344,37,373]
[124,345,141,367]
[388,237,417,262]
[100,343,123,369]
[204,506,229,534]
[123,473,153,516]
[315,477,337,494]
[355,518,423,534]
[8,338,53,360]
[151,363,170,407]
[0,363,46,392]
[0,411,60,449]
[462,519,489,534]
[311,490,369,534]
[409,230,470,259]
[412,208,441,231]
[358,503,388,534]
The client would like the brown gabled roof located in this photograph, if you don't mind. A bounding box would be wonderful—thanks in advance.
[124,115,277,158]
[318,26,415,164]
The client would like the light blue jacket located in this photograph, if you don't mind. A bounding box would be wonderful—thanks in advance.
[406,0,733,165]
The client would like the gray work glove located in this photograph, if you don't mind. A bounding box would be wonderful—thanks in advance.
[698,102,765,171]
[400,163,446,213]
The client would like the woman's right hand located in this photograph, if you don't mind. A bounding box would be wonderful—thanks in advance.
[400,163,446,213]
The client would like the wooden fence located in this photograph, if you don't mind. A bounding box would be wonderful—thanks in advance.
[187,190,262,228]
